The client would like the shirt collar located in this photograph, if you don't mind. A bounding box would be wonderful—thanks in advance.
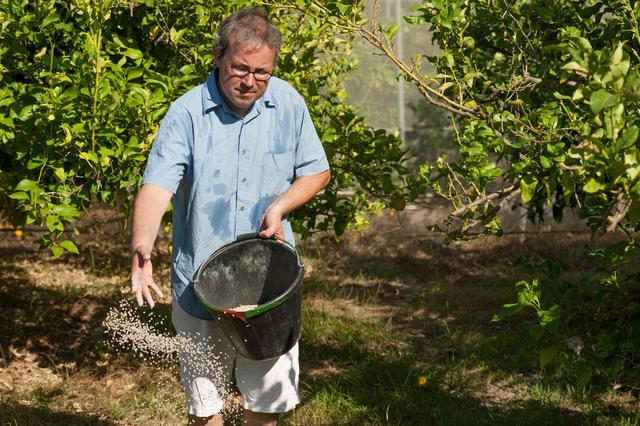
[202,68,276,116]
[202,68,224,115]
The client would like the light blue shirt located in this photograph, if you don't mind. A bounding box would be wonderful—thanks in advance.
[141,69,329,319]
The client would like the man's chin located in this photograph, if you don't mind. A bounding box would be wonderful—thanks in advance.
[233,99,254,109]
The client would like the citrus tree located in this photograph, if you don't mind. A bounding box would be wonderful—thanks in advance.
[272,0,640,386]
[0,0,414,255]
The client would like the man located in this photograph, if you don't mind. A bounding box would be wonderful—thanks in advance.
[129,8,330,426]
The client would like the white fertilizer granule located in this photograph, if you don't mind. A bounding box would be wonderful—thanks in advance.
[103,300,242,421]
[231,304,258,312]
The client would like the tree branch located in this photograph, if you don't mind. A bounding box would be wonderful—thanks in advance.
[451,184,517,217]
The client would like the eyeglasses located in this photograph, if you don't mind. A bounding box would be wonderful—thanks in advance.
[230,64,272,82]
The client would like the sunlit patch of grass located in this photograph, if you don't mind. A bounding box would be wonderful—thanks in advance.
[293,232,640,425]
[286,384,372,425]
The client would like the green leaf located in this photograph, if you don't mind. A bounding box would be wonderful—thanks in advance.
[42,13,59,28]
[59,239,79,254]
[575,365,593,387]
[610,43,624,66]
[603,241,635,267]
[15,179,37,191]
[540,344,560,367]
[520,176,538,203]
[575,36,592,51]
[51,245,64,258]
[540,155,553,169]
[384,24,399,39]
[123,48,143,60]
[491,303,521,322]
[79,151,99,164]
[623,70,640,101]
[590,89,618,114]
[127,68,144,81]
[9,191,29,200]
[46,215,58,232]
[54,167,66,182]
[537,304,560,331]
[614,126,639,152]
[17,105,35,121]
[404,15,425,25]
[335,3,349,14]
[529,325,545,341]
[52,204,81,219]
[560,61,588,75]
[583,178,606,193]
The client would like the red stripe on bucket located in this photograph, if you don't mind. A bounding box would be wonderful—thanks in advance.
[221,309,246,319]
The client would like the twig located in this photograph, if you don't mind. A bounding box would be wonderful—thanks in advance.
[458,187,521,234]
[451,185,517,217]
[371,0,380,33]
[605,190,631,233]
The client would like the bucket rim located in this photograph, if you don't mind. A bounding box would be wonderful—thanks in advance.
[192,234,303,319]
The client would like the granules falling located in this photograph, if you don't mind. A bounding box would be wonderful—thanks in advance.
[103,300,242,421]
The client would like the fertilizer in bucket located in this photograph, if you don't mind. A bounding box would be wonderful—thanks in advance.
[193,235,304,361]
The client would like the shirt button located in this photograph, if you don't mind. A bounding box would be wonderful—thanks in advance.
[241,177,247,183]
[241,149,247,155]
[240,206,245,211]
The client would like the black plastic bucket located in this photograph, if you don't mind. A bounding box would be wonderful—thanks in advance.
[193,234,304,361]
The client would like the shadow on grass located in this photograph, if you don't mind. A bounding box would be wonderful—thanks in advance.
[299,232,640,401]
[0,254,173,371]
[297,337,596,426]
[0,401,116,425]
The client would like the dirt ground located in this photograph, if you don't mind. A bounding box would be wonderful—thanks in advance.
[0,207,638,425]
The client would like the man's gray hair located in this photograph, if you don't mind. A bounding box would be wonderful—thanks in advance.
[215,8,283,60]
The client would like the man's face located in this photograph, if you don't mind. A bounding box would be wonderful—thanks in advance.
[216,40,276,117]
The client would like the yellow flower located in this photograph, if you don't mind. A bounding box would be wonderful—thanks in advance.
[14,229,23,239]
[418,376,427,386]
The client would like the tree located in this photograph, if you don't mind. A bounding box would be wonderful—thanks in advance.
[0,0,414,255]
[272,0,640,386]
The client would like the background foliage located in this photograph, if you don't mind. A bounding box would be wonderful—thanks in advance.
[274,0,640,387]
[0,0,413,254]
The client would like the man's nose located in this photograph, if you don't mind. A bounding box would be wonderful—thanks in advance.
[240,72,256,86]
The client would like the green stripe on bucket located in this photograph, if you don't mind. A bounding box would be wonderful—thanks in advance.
[197,294,287,319]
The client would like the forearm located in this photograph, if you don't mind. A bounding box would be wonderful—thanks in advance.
[130,183,173,254]
[269,170,331,217]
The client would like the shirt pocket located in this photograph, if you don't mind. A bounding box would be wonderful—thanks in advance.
[266,152,294,194]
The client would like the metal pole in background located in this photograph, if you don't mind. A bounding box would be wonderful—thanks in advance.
[395,0,406,141]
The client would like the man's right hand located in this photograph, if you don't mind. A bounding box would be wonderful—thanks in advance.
[130,246,164,308]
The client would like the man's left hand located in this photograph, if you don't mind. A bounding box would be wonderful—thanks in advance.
[259,204,284,240]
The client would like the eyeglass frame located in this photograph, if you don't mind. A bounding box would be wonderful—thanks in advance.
[229,64,273,82]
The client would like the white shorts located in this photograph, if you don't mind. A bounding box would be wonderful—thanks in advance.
[171,301,300,417]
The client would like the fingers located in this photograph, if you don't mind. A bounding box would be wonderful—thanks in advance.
[149,281,165,300]
[141,282,155,309]
[259,226,283,239]
[130,252,163,309]
[135,281,145,307]
[258,227,273,238]
[132,278,163,308]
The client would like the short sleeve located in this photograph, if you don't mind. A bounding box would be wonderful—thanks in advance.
[294,103,330,177]
[141,106,191,193]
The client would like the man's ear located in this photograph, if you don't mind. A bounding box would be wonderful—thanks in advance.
[215,48,223,64]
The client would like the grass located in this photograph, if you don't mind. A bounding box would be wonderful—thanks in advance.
[0,209,639,425]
